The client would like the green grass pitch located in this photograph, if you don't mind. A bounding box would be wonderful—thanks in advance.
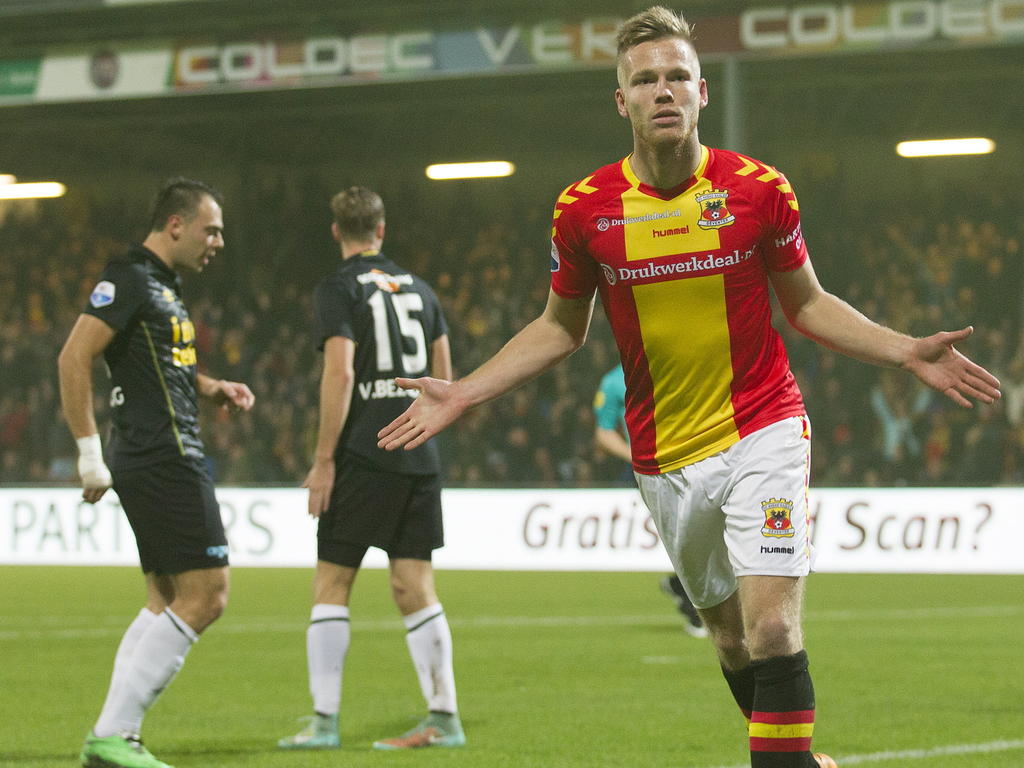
[1,566,1022,767]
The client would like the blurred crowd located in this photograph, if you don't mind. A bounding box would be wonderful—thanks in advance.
[1,176,1021,488]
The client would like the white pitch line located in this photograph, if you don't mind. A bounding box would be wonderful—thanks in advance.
[704,739,1024,768]
[1,604,1022,641]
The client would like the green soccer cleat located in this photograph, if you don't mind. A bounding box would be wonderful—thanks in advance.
[79,732,173,768]
[373,711,466,750]
[277,713,340,749]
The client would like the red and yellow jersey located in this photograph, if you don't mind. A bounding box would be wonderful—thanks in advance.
[551,145,807,475]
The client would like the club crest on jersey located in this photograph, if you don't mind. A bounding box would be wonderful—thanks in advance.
[760,497,796,538]
[695,188,735,230]
[357,269,412,293]
[90,280,116,308]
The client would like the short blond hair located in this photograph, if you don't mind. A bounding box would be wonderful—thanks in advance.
[616,6,695,56]
[330,186,385,241]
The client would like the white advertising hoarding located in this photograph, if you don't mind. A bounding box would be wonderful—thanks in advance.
[0,487,1021,573]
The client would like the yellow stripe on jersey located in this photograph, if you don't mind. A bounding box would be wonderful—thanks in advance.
[632,274,739,471]
[620,182,720,259]
[619,150,719,260]
[748,722,816,739]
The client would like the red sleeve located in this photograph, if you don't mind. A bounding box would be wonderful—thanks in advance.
[549,188,599,299]
[760,170,808,273]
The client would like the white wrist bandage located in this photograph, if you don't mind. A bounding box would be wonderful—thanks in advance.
[76,434,112,489]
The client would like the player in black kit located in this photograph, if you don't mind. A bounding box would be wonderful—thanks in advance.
[58,178,254,768]
[277,187,463,751]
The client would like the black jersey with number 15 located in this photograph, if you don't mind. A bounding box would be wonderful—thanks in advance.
[83,244,204,470]
[313,251,448,475]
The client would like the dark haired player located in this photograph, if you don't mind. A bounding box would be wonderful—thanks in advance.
[59,178,254,768]
[277,187,463,750]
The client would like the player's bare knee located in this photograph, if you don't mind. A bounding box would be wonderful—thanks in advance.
[709,628,748,665]
[389,571,407,598]
[205,587,228,624]
[746,615,801,659]
[188,590,227,632]
[391,580,434,614]
[390,581,421,611]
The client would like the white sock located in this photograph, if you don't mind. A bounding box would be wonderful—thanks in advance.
[307,604,350,716]
[94,608,197,738]
[94,608,159,735]
[403,603,457,714]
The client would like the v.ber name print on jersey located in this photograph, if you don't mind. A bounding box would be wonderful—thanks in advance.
[551,146,807,475]
[314,251,448,475]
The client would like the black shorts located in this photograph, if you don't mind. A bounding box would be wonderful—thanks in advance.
[318,452,443,567]
[113,456,229,575]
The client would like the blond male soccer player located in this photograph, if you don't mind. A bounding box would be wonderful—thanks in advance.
[59,178,254,768]
[377,8,1000,768]
[277,187,462,751]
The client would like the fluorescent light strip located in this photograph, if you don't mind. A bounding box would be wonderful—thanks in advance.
[426,161,515,180]
[0,174,16,185]
[896,138,996,158]
[0,182,67,200]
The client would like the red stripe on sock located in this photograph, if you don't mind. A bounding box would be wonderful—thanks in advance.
[750,709,815,725]
[749,736,813,752]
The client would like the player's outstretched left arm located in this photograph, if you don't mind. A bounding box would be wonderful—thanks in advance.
[378,289,595,451]
[771,260,1000,408]
[197,373,255,412]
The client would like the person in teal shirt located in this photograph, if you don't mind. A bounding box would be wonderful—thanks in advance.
[594,364,706,638]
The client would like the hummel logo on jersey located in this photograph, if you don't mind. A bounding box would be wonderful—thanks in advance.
[652,225,690,238]
[90,281,116,308]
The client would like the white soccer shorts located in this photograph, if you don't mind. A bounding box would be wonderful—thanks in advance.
[635,416,812,610]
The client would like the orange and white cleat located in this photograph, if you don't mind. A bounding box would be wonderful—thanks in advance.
[372,712,465,750]
[813,753,838,768]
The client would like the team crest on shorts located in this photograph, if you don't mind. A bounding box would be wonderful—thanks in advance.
[760,497,796,538]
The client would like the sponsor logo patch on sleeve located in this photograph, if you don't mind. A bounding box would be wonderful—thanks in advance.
[550,240,561,272]
[90,280,116,308]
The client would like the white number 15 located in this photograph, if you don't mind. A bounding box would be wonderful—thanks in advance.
[368,291,427,374]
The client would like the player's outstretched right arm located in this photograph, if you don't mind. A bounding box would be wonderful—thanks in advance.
[58,314,116,503]
[378,289,595,451]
